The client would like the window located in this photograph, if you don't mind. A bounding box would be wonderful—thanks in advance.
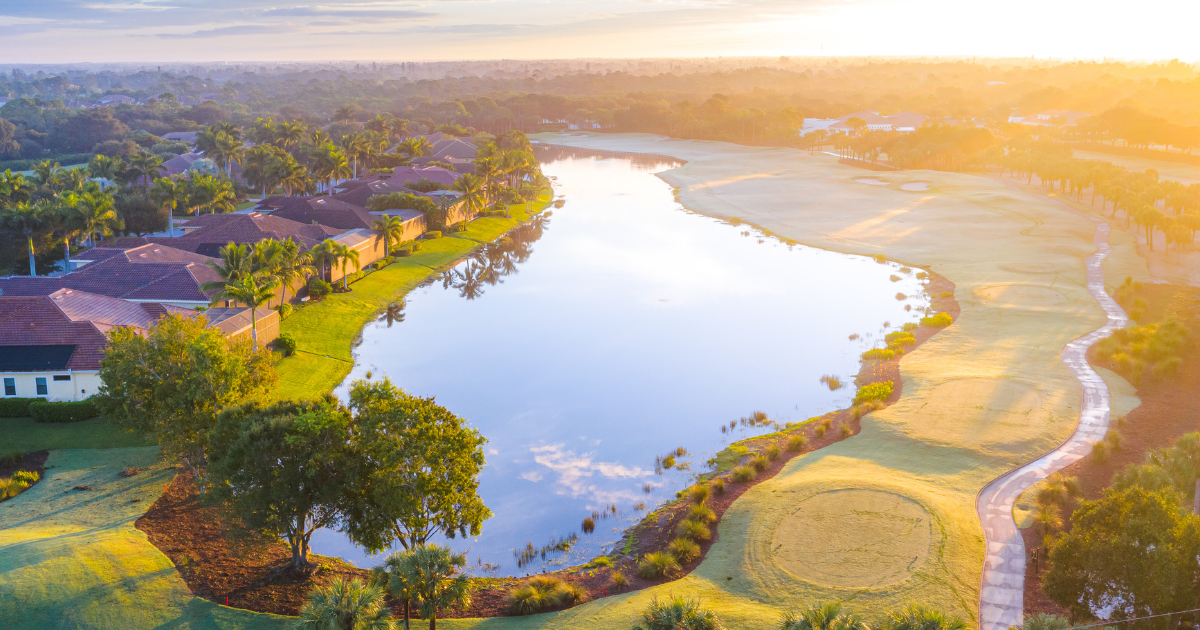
[3,378,13,397]
[35,377,48,397]
[53,374,71,382]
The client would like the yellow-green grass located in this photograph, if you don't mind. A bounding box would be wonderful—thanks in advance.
[0,416,149,453]
[0,447,289,629]
[478,132,1155,626]
[274,198,550,399]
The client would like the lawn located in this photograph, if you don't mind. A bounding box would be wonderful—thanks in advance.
[273,198,550,399]
[0,416,149,453]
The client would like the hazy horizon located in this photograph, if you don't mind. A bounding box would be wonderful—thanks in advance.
[1,0,1197,64]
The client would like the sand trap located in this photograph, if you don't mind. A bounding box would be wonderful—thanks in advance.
[855,178,889,186]
[771,489,932,588]
[901,182,930,191]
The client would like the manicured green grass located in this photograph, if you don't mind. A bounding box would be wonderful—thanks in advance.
[0,447,289,630]
[0,416,149,453]
[274,197,550,399]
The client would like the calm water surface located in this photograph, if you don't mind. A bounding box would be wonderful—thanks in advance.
[310,149,930,575]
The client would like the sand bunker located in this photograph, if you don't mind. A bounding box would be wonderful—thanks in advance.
[900,182,930,191]
[977,284,1068,310]
[855,178,889,186]
[771,489,932,588]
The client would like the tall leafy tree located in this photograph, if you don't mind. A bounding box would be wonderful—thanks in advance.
[341,378,492,553]
[95,313,276,478]
[208,398,351,569]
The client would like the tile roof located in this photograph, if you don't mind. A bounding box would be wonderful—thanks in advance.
[125,213,345,254]
[385,166,460,188]
[269,197,381,231]
[0,289,196,371]
[0,254,217,303]
[429,138,478,160]
[202,307,278,337]
[162,152,203,177]
[331,181,419,211]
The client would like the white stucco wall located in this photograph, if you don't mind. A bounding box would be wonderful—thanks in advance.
[0,371,101,402]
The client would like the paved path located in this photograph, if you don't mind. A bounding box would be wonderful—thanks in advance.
[975,190,1129,630]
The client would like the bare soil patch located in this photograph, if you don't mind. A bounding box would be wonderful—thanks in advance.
[1023,282,1200,616]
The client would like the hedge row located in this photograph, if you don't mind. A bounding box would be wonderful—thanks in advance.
[0,153,94,172]
[0,398,37,418]
[31,399,99,423]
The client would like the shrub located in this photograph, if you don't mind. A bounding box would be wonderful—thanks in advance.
[275,303,293,320]
[30,400,99,423]
[306,277,332,299]
[0,478,30,500]
[12,470,38,484]
[815,425,827,438]
[677,519,711,542]
[689,504,717,524]
[840,425,853,438]
[395,244,413,257]
[669,538,702,563]
[710,478,725,495]
[688,484,710,505]
[611,570,629,590]
[749,454,769,472]
[885,331,916,345]
[861,348,896,360]
[855,381,894,404]
[0,398,37,418]
[0,452,21,467]
[507,576,589,615]
[637,551,681,579]
[766,444,781,461]
[273,332,297,357]
[424,230,442,239]
[903,322,918,331]
[731,465,756,483]
[787,434,808,452]
[635,595,724,630]
[411,241,422,252]
[582,517,595,534]
[920,312,953,328]
[1091,440,1108,462]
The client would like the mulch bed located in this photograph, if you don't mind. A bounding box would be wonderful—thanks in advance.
[0,449,48,480]
[136,269,960,620]
[1023,282,1200,616]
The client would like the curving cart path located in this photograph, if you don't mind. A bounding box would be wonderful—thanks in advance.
[975,189,1130,630]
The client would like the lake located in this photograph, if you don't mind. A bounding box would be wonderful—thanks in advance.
[309,146,931,576]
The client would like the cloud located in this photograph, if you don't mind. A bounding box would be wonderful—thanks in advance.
[157,24,288,38]
[529,443,652,501]
[260,6,434,20]
[82,1,179,10]
[519,471,543,482]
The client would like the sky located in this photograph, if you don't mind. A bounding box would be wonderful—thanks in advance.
[0,0,1198,64]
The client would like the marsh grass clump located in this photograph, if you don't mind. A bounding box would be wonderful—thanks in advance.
[638,551,681,580]
[920,312,953,328]
[885,331,916,346]
[1091,440,1109,463]
[677,519,712,542]
[890,275,902,282]
[766,444,781,461]
[787,434,808,452]
[861,348,897,360]
[507,575,589,615]
[916,272,928,279]
[873,254,886,263]
[582,518,595,534]
[634,595,725,630]
[689,504,717,524]
[688,484,710,505]
[12,470,38,484]
[585,555,611,568]
[731,465,756,483]
[611,570,629,590]
[903,322,918,331]
[840,425,853,438]
[854,381,894,404]
[895,292,907,301]
[749,454,769,472]
[820,375,844,390]
[710,478,726,495]
[668,538,702,563]
[815,425,827,438]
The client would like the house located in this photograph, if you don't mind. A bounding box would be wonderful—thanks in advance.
[385,166,460,188]
[412,138,478,164]
[96,94,134,107]
[0,244,223,308]
[324,229,389,283]
[332,180,424,211]
[120,212,346,256]
[162,131,199,144]
[1009,110,1091,126]
[366,208,426,244]
[0,289,280,402]
[0,289,193,401]
[266,197,385,232]
[162,153,205,177]
[801,111,928,135]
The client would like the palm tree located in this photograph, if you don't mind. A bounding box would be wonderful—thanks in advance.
[1017,613,1071,630]
[210,131,244,177]
[213,275,279,345]
[389,545,471,630]
[278,154,313,196]
[242,145,283,200]
[883,604,966,630]
[73,191,122,246]
[31,160,60,190]
[340,133,369,180]
[149,177,187,236]
[276,120,309,153]
[371,215,406,257]
[1,201,49,276]
[473,158,499,205]
[780,602,865,630]
[1033,502,1062,549]
[333,242,360,290]
[201,242,252,300]
[274,238,316,304]
[383,551,418,630]
[310,144,351,195]
[297,577,395,630]
[518,181,539,214]
[633,595,724,630]
[128,153,165,188]
[451,174,484,227]
[381,301,405,327]
[186,173,236,217]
